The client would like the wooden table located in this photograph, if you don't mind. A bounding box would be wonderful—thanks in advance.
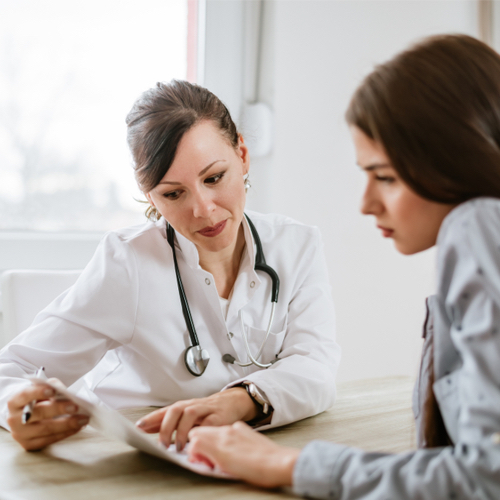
[0,377,416,499]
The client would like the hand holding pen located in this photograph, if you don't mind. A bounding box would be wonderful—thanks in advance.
[22,366,46,424]
[7,367,90,451]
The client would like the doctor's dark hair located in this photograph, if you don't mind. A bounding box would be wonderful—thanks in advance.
[346,34,500,204]
[126,80,239,219]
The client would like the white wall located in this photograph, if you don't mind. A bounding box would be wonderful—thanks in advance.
[249,0,477,382]
[0,1,480,382]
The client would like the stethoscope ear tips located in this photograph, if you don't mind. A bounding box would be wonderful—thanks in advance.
[222,354,236,364]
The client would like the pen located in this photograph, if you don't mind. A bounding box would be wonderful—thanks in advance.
[22,366,46,424]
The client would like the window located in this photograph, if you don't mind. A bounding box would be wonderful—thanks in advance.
[0,0,190,232]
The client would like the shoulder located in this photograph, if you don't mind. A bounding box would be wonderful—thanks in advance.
[438,197,500,245]
[99,219,166,251]
[438,197,500,256]
[437,197,500,297]
[245,210,321,244]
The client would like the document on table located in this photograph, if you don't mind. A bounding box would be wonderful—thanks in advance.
[27,376,230,479]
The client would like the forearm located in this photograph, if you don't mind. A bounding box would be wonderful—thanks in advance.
[293,439,500,500]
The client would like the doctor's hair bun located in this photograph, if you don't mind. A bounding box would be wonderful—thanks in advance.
[126,80,239,194]
[346,34,500,205]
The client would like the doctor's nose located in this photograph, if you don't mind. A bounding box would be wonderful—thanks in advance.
[192,191,216,219]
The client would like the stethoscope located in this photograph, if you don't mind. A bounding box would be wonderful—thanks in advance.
[166,214,280,376]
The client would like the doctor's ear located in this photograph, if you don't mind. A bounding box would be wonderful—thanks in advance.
[145,192,154,206]
[237,134,250,175]
[144,192,162,222]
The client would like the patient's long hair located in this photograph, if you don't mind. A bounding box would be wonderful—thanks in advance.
[346,34,500,204]
[346,34,500,447]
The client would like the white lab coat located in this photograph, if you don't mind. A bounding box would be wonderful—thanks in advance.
[0,211,340,430]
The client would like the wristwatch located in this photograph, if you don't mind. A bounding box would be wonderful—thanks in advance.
[240,381,274,427]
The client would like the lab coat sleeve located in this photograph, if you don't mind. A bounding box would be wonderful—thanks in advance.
[0,231,139,430]
[293,202,500,500]
[226,227,340,428]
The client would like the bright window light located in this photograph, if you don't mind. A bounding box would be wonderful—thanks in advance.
[0,0,190,232]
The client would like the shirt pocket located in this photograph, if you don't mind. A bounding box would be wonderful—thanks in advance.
[244,325,287,365]
[433,370,460,443]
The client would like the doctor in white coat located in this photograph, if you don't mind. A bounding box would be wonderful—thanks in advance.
[0,80,340,452]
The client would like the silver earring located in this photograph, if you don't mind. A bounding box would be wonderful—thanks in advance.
[243,173,251,192]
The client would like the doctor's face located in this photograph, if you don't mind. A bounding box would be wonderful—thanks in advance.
[146,120,249,256]
[351,126,456,255]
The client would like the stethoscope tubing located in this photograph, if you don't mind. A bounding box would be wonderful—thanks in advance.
[231,303,277,368]
[167,224,200,348]
[166,214,280,375]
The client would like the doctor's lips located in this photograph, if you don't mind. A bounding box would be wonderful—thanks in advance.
[198,220,227,237]
[377,225,394,238]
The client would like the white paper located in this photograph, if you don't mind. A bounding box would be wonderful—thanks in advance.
[27,377,231,479]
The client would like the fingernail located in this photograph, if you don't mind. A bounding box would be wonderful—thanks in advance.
[136,419,145,428]
[176,441,182,452]
[43,388,54,397]
[77,417,89,426]
[65,404,77,413]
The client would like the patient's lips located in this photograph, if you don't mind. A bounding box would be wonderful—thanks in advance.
[377,225,394,238]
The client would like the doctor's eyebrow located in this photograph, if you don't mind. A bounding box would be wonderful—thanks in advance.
[157,160,226,185]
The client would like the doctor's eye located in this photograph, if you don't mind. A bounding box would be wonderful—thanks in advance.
[204,171,225,185]
[163,189,183,200]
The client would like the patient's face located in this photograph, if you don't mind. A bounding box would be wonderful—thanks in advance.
[351,126,456,255]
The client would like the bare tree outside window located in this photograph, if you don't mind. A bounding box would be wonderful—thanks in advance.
[0,0,188,232]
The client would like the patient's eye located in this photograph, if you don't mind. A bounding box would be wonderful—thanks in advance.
[375,175,395,184]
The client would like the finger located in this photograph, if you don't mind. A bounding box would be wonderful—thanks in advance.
[189,452,215,469]
[8,384,56,412]
[22,428,83,451]
[188,427,223,466]
[12,414,89,442]
[136,407,168,432]
[175,405,211,451]
[28,399,79,423]
[158,404,190,447]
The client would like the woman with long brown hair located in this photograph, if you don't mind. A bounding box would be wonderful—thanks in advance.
[187,34,500,498]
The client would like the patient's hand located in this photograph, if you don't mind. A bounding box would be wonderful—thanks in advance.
[188,421,300,488]
[7,380,89,451]
[135,387,258,451]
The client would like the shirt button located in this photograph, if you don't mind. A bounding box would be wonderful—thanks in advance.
[205,278,211,285]
[250,281,255,288]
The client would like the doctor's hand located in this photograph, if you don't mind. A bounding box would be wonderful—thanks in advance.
[7,382,90,451]
[135,387,258,451]
[188,422,300,488]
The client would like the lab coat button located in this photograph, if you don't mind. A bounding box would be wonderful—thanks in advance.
[227,332,234,340]
[250,281,255,288]
[205,278,211,285]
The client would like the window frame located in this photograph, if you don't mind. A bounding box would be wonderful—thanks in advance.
[0,0,246,292]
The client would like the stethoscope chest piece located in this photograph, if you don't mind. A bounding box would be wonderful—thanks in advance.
[185,345,210,376]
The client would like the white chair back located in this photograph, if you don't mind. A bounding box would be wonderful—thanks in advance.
[1,270,81,347]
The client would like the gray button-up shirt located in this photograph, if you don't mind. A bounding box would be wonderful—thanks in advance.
[293,198,500,499]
